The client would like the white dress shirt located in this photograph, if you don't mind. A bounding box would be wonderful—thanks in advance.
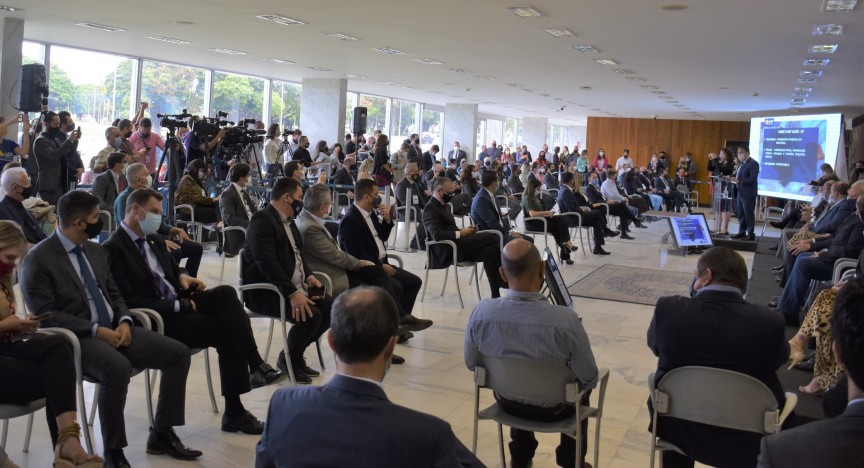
[354,203,387,260]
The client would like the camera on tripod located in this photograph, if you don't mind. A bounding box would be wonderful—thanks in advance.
[222,119,266,148]
[157,109,192,130]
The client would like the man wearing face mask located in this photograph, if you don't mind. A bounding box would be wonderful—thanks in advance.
[243,177,333,384]
[0,167,46,245]
[58,111,85,191]
[220,163,258,256]
[448,142,467,168]
[730,145,759,240]
[421,145,437,173]
[128,119,166,178]
[395,163,428,249]
[648,246,787,468]
[93,127,132,174]
[32,111,80,205]
[92,152,127,214]
[290,136,313,168]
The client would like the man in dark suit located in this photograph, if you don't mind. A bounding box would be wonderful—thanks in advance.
[104,188,285,435]
[758,277,864,468]
[448,142,468,167]
[20,190,198,467]
[471,170,529,244]
[339,178,430,333]
[731,145,760,240]
[422,176,506,298]
[542,169,559,190]
[92,152,127,213]
[584,172,637,237]
[242,177,332,384]
[648,247,788,468]
[557,172,617,254]
[654,169,686,212]
[507,164,524,194]
[0,167,46,245]
[421,145,437,173]
[219,163,258,256]
[32,111,80,205]
[395,163,428,250]
[255,287,482,468]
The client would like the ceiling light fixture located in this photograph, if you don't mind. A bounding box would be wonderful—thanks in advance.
[372,47,405,55]
[809,44,839,53]
[650,91,667,95]
[412,58,442,65]
[262,58,294,64]
[795,87,814,92]
[579,86,592,91]
[660,4,689,10]
[345,73,366,78]
[803,58,830,66]
[813,23,845,35]
[791,98,807,104]
[508,6,546,18]
[449,68,470,73]
[614,69,635,75]
[378,81,399,85]
[476,76,496,80]
[545,28,575,37]
[625,77,647,82]
[793,93,810,98]
[322,32,360,41]
[595,59,619,65]
[307,66,332,71]
[798,78,818,84]
[822,0,858,12]
[256,14,305,26]
[505,83,521,87]
[75,22,126,32]
[148,36,191,45]
[0,5,21,11]
[641,85,659,89]
[572,44,600,53]
[211,48,246,55]
[801,70,823,76]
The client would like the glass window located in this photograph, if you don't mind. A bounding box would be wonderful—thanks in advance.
[212,71,265,124]
[358,94,388,136]
[485,119,503,148]
[271,80,301,131]
[504,118,518,151]
[389,99,418,151]
[345,92,358,136]
[141,60,206,121]
[421,109,442,151]
[46,46,136,164]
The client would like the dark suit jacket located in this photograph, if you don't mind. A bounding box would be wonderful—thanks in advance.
[813,197,855,234]
[735,157,760,199]
[448,149,467,167]
[812,213,864,265]
[255,374,482,468]
[395,178,427,221]
[220,184,258,254]
[103,227,184,316]
[757,403,864,468]
[585,184,605,205]
[422,197,461,268]
[243,204,313,313]
[470,188,507,238]
[543,172,559,189]
[421,151,435,173]
[507,174,524,194]
[20,232,131,337]
[332,167,355,192]
[556,185,582,214]
[92,170,125,212]
[338,204,393,264]
[0,196,46,244]
[32,134,77,191]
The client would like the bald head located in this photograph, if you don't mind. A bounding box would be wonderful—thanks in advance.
[849,180,864,199]
[501,239,543,291]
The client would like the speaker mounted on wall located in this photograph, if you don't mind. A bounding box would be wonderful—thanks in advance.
[353,107,367,135]
[17,64,49,113]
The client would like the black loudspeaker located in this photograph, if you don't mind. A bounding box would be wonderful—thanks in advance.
[353,107,367,134]
[17,64,49,113]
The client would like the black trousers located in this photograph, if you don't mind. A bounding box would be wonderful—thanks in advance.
[456,232,506,298]
[660,191,685,211]
[606,203,634,230]
[348,264,422,316]
[736,195,757,236]
[170,240,203,278]
[561,210,607,248]
[525,215,571,246]
[161,286,261,397]
[657,417,763,468]
[262,294,333,363]
[496,391,591,468]
[38,190,61,206]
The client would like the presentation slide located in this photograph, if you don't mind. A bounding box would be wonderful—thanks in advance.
[668,214,713,248]
[749,113,842,202]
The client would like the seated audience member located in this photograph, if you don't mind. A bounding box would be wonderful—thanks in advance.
[422,176,507,298]
[20,191,198,467]
[394,163,428,250]
[256,287,482,468]
[175,158,221,224]
[522,177,583,262]
[774,194,864,325]
[116,163,203,277]
[92,152,127,214]
[584,172,640,235]
[648,247,787,468]
[507,164,525,194]
[104,188,285,434]
[770,179,833,230]
[465,240,598,468]
[601,169,645,224]
[219,163,257,256]
[339,180,430,332]
[808,162,840,188]
[567,172,631,243]
[459,165,480,199]
[332,156,357,199]
[758,277,864,467]
[543,166,560,190]
[0,221,102,468]
[654,169,686,211]
[0,167,46,245]
[242,177,332,384]
[471,170,530,244]
[627,167,663,211]
[490,163,523,224]
[283,160,306,182]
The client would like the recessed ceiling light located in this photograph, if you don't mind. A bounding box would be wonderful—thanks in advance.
[822,0,858,12]
[307,66,332,71]
[476,76,496,80]
[262,58,294,64]
[814,24,845,35]
[403,85,420,90]
[595,59,619,65]
[378,81,399,85]
[372,47,405,55]
[791,98,807,104]
[545,28,575,37]
[148,36,191,45]
[803,58,830,66]
[572,44,600,53]
[801,70,823,76]
[175,21,194,25]
[322,32,360,41]
[508,6,546,18]
[210,48,246,55]
[539,93,550,97]
[718,86,730,90]
[809,44,839,53]
[412,58,442,65]
[641,85,659,89]
[650,91,666,95]
[578,104,590,107]
[614,69,635,75]
[579,86,592,91]
[625,77,647,82]
[345,73,366,78]
[798,78,818,84]
[793,92,810,98]
[795,87,814,92]
[522,88,534,93]
[661,4,689,10]
[428,90,444,94]
[0,5,22,11]
[256,14,305,26]
[75,22,126,32]
[449,68,470,74]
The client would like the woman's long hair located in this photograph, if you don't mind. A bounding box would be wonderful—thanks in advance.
[266,123,279,140]
[0,221,27,320]
[524,177,542,205]
[185,158,208,189]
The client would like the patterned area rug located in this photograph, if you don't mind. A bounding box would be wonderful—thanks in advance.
[567,264,692,306]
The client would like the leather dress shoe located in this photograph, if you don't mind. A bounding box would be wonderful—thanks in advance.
[297,358,320,377]
[746,233,756,241]
[592,247,611,256]
[249,362,287,388]
[399,315,433,332]
[603,229,620,238]
[103,449,131,468]
[767,300,779,308]
[620,232,635,240]
[391,354,405,364]
[794,355,816,372]
[770,265,784,273]
[276,353,313,384]
[146,427,202,460]
[770,221,784,229]
[397,330,414,344]
[221,410,264,435]
[731,232,746,239]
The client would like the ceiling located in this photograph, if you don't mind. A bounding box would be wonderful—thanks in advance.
[6,0,864,125]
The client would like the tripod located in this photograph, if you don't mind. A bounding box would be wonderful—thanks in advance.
[155,126,185,224]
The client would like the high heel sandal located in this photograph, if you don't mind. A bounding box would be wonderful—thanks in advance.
[560,244,575,265]
[787,334,806,370]
[798,378,825,396]
[54,423,103,468]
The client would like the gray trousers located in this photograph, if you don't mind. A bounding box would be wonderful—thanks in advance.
[80,327,190,449]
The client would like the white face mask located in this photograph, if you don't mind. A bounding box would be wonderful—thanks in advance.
[144,175,153,187]
[737,153,747,162]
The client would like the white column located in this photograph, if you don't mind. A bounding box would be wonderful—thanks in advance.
[568,125,587,150]
[522,117,548,155]
[0,17,24,139]
[300,78,348,147]
[443,103,477,161]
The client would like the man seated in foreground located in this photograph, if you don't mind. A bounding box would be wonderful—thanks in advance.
[648,246,788,468]
[465,240,598,468]
[757,277,864,467]
[255,287,482,468]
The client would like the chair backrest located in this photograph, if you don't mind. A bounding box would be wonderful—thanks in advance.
[653,366,780,434]
[476,355,581,404]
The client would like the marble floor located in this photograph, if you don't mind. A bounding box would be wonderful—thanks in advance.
[4,211,763,467]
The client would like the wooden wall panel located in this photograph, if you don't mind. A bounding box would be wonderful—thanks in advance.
[586,117,751,204]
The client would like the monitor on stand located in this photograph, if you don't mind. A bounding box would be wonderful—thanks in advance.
[543,248,573,308]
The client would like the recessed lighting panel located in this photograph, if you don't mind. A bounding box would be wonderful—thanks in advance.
[641,85,659,89]
[614,69,634,74]
[579,86,592,91]
[412,58,442,65]
[801,70,823,76]
[476,76,496,80]
[508,6,546,18]
[814,24,845,35]
[625,77,647,82]
[661,4,689,11]
[211,48,246,55]
[803,58,830,66]
[449,68,470,73]
[148,36,191,45]
[75,22,126,32]
[307,66,332,71]
[795,87,814,92]
[650,91,666,95]
[572,44,600,53]
[378,81,399,85]
[822,0,858,12]
[0,5,21,11]
[372,47,405,55]
[791,98,807,104]
[595,59,619,65]
[809,44,839,53]
[793,93,810,98]
[798,78,818,84]
[256,15,305,26]
[345,74,366,78]
[506,83,521,87]
[262,58,294,64]
[322,32,360,41]
[545,28,575,37]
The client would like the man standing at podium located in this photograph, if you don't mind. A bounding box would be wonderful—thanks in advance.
[731,144,759,241]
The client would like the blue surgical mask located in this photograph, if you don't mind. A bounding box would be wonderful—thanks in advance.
[140,211,162,235]
[114,137,123,148]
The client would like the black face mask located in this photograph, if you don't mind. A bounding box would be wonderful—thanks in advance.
[304,143,310,148]
[83,218,104,239]
[372,196,382,209]
[442,192,454,203]
[19,185,33,199]
[289,197,304,218]
[124,131,133,139]
[47,126,61,136]
[65,123,76,132]
[411,174,419,182]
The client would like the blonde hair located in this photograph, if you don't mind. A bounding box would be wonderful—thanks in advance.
[0,220,27,319]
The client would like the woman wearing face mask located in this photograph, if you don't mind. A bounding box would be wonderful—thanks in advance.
[0,221,103,468]
[715,148,735,235]
[357,158,374,181]
[594,149,609,172]
[521,178,576,264]
[263,123,284,177]
[175,159,222,228]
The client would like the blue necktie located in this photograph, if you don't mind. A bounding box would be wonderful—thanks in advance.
[135,238,176,301]
[71,246,112,328]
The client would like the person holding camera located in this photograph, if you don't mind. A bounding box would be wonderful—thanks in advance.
[32,112,80,205]
[186,118,226,165]
[104,188,285,437]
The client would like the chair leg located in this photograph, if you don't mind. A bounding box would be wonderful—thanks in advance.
[440,267,450,297]
[263,319,275,362]
[23,412,34,452]
[315,337,326,370]
[473,264,482,301]
[78,381,93,454]
[497,423,506,468]
[219,255,226,285]
[453,266,464,309]
[420,267,431,303]
[204,350,218,413]
[88,385,99,427]
[1,419,7,450]
[144,370,155,428]
[593,416,601,468]
[280,320,297,387]
[578,227,586,256]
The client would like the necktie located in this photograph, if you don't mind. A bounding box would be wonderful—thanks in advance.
[118,175,125,192]
[71,246,112,328]
[135,238,176,301]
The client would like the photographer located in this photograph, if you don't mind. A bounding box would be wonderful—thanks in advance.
[0,114,31,168]
[32,112,80,205]
[187,117,226,164]
[129,118,165,178]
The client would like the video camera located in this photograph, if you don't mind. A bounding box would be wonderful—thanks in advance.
[157,109,193,130]
[221,118,266,148]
